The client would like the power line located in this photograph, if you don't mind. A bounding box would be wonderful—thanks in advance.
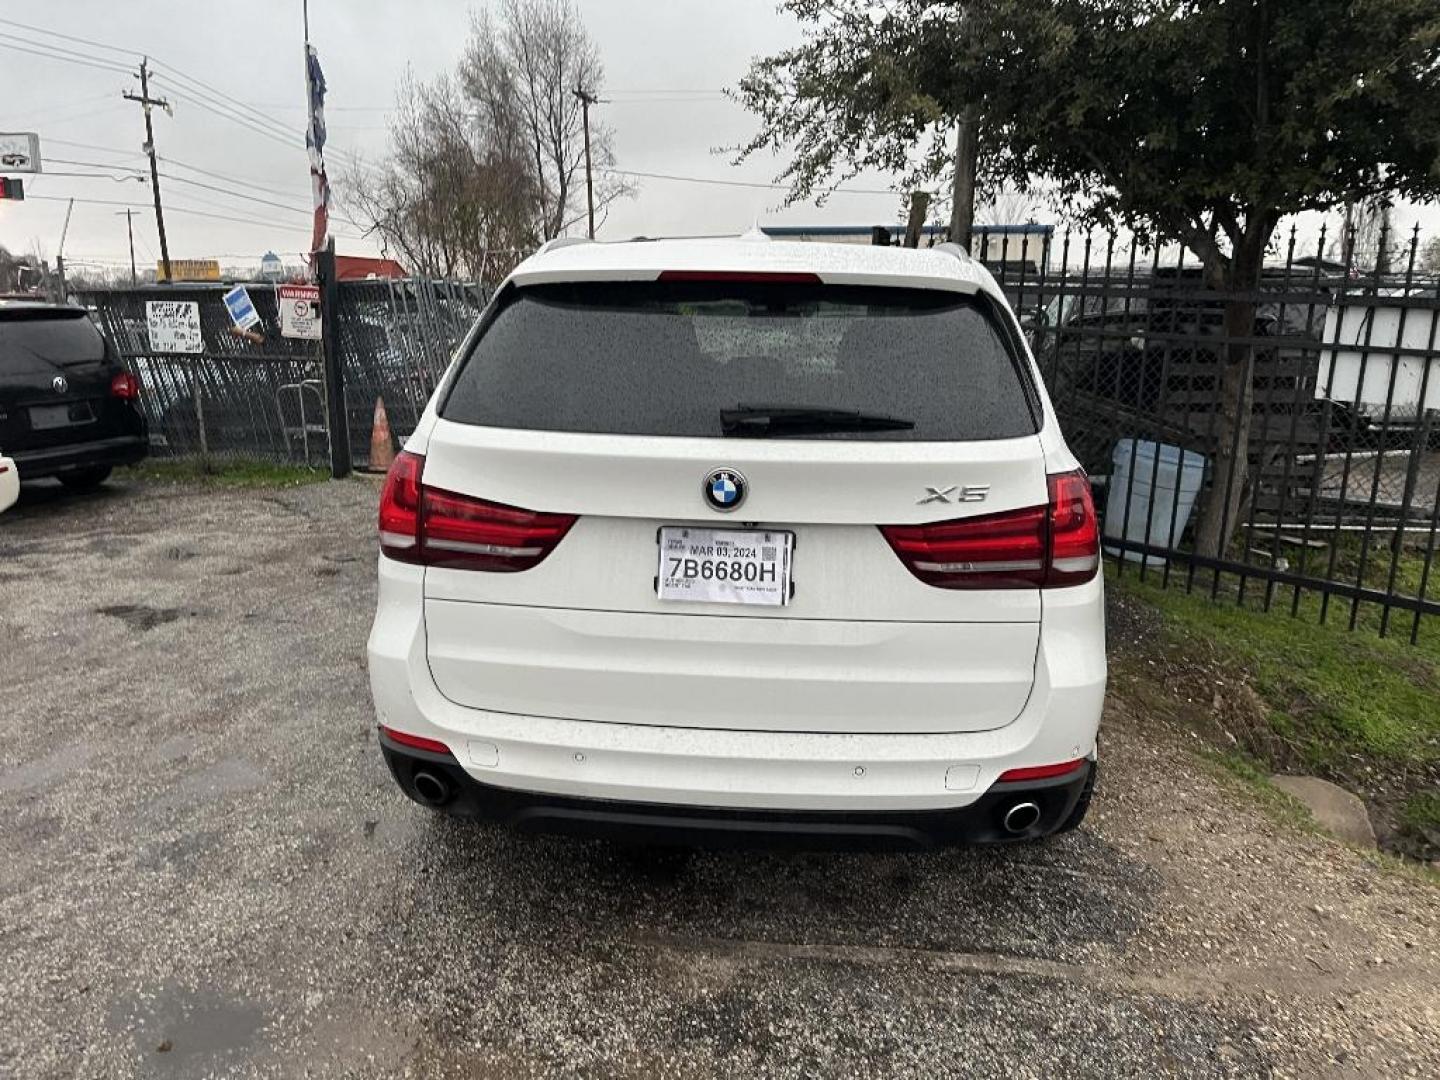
[26,193,342,234]
[160,156,315,201]
[47,156,147,173]
[43,137,147,160]
[152,156,365,230]
[30,137,364,230]
[32,170,145,182]
[0,33,134,75]
[602,167,898,197]
[0,17,368,176]
[0,15,143,59]
[159,172,329,221]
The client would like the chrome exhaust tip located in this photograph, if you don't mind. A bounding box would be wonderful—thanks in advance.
[412,769,453,808]
[1002,801,1041,834]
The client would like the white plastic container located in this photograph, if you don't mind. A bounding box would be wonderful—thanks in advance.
[1103,439,1207,567]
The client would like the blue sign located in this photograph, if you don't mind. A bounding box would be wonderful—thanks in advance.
[223,286,261,331]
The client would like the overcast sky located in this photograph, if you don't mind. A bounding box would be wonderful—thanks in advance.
[0,0,921,275]
[3,1,1435,277]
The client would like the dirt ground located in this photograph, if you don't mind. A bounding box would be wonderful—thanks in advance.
[1,476,1437,1079]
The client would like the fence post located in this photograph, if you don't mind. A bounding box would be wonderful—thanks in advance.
[316,239,351,479]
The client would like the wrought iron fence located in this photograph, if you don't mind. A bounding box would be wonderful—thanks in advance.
[972,223,1440,641]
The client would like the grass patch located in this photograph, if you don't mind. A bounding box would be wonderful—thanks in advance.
[1113,567,1440,774]
[1109,561,1440,860]
[1401,791,1440,838]
[1203,750,1319,835]
[120,458,328,489]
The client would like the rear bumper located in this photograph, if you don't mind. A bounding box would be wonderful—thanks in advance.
[367,558,1106,818]
[9,433,147,478]
[380,730,1095,850]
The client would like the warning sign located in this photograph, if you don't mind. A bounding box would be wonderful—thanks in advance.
[279,284,321,340]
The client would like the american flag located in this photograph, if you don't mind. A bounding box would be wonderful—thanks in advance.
[305,44,329,254]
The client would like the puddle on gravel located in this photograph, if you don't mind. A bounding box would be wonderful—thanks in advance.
[110,984,267,1078]
[150,758,268,812]
[96,604,194,631]
[0,742,96,795]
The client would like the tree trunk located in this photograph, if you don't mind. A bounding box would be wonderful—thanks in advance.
[949,104,979,253]
[1192,255,1261,560]
[903,191,930,248]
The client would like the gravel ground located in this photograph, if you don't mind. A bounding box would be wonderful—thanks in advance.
[1,476,1437,1079]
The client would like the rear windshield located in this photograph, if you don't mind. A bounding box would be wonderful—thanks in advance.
[442,282,1038,440]
[0,310,106,370]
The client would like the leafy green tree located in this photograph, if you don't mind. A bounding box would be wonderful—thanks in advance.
[736,0,1440,555]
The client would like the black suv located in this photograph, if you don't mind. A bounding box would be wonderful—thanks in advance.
[0,302,147,488]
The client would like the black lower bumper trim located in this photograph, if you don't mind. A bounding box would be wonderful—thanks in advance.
[378,732,1094,851]
[11,435,147,478]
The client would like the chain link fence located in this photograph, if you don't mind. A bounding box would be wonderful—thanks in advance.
[77,277,491,471]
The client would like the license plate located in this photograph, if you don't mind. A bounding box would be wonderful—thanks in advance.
[30,402,94,430]
[657,526,792,607]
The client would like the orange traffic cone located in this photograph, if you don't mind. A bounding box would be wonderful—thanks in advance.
[370,396,396,472]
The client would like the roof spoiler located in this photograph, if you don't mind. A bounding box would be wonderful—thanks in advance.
[535,236,592,255]
[934,242,976,264]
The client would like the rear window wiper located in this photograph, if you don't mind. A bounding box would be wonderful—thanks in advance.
[720,404,916,437]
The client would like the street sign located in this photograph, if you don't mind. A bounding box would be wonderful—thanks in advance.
[279,283,321,340]
[0,133,41,173]
[223,286,261,332]
[146,300,204,353]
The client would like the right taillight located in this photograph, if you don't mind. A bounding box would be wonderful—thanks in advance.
[110,371,141,400]
[1044,469,1100,586]
[377,449,577,572]
[880,469,1098,590]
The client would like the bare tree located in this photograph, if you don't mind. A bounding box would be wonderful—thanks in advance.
[975,187,1042,226]
[1421,235,1440,277]
[343,1,631,272]
[461,0,629,240]
[345,68,538,279]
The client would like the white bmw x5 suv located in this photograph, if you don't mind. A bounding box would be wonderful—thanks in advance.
[366,236,1105,849]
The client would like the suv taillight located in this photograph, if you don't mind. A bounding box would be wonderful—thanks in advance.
[110,371,140,400]
[378,451,424,561]
[880,470,1098,589]
[378,450,577,572]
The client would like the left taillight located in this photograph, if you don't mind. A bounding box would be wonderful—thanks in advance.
[377,449,577,572]
[378,450,424,562]
[879,469,1099,590]
[110,371,140,400]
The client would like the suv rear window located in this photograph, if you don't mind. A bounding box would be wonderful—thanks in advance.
[442,281,1038,440]
[0,309,107,371]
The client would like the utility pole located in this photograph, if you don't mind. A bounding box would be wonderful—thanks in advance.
[572,86,598,239]
[55,197,74,302]
[124,59,171,282]
[124,209,136,285]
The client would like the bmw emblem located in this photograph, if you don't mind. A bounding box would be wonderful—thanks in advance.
[703,468,746,512]
[52,375,68,394]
